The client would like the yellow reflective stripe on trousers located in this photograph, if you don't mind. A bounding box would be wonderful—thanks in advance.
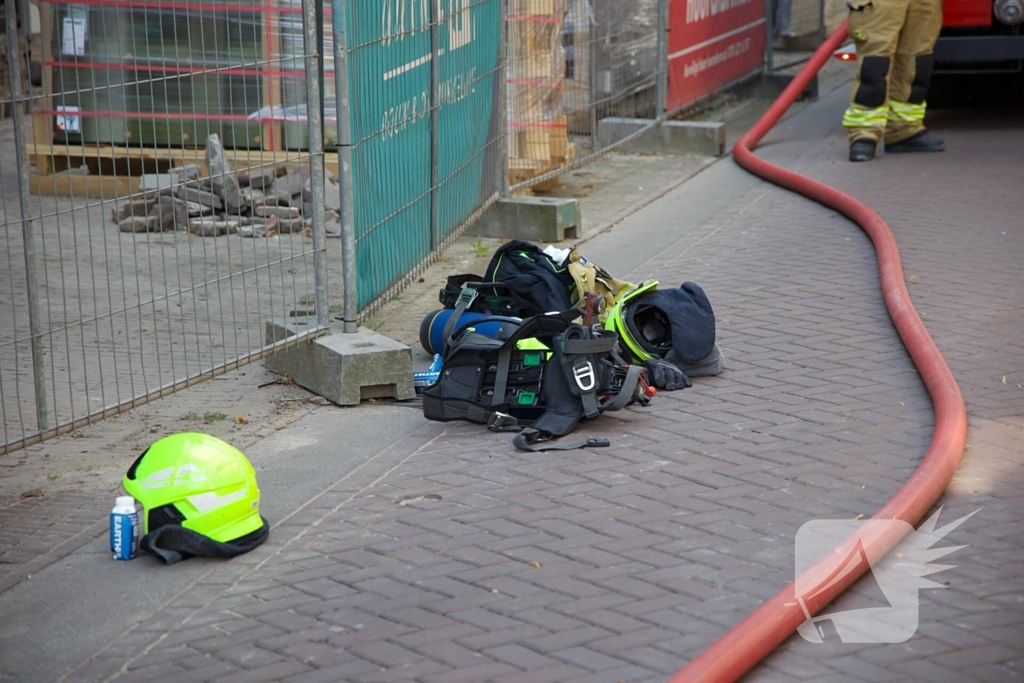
[843,106,888,128]
[888,100,926,123]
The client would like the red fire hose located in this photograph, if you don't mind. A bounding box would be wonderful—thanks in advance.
[666,23,967,683]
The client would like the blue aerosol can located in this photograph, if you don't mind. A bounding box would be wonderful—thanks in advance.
[110,495,139,561]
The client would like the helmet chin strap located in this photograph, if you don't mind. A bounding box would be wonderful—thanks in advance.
[123,433,266,552]
[140,516,270,565]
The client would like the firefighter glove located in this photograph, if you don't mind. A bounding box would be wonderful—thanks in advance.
[643,360,692,391]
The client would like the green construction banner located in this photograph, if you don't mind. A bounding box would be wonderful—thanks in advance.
[345,0,503,312]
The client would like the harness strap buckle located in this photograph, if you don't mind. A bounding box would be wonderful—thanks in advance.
[443,287,482,349]
[572,361,596,392]
[456,287,478,309]
[487,412,520,431]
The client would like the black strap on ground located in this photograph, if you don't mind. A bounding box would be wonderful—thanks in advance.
[512,428,610,452]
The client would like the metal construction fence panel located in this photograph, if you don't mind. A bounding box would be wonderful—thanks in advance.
[773,0,844,42]
[506,0,663,190]
[767,0,842,72]
[1,0,329,454]
[345,0,504,317]
[2,0,798,451]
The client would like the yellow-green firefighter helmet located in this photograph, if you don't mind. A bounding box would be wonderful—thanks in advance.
[605,280,664,362]
[122,433,263,544]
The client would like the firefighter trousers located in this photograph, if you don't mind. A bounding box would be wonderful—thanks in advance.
[843,0,943,145]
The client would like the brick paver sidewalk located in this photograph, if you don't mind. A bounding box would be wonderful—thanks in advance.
[0,149,714,600]
[63,93,1024,683]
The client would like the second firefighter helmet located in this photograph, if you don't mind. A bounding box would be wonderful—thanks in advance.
[605,280,672,362]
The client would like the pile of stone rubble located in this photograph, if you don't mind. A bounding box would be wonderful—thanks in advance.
[113,134,340,238]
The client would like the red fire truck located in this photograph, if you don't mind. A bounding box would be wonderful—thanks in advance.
[932,0,1024,101]
[938,0,1023,60]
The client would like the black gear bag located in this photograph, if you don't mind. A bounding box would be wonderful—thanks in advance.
[422,312,650,451]
[438,240,577,318]
[435,241,581,356]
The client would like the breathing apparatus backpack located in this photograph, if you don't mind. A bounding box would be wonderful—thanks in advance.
[436,241,573,323]
[434,242,635,355]
[422,311,653,451]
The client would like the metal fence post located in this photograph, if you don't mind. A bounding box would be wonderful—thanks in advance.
[588,17,599,146]
[818,0,827,46]
[429,0,441,251]
[301,0,328,328]
[656,0,669,117]
[316,0,326,145]
[331,0,358,333]
[5,0,48,432]
[498,0,510,197]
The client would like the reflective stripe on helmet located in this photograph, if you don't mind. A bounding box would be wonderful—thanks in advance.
[123,433,262,544]
[136,464,208,489]
[187,489,248,514]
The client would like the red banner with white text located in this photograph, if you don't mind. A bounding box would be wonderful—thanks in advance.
[667,0,766,111]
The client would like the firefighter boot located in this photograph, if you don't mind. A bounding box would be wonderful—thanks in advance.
[885,129,945,153]
[849,138,878,162]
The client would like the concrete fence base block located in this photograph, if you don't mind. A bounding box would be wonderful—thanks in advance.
[596,118,727,157]
[264,320,415,405]
[467,196,580,243]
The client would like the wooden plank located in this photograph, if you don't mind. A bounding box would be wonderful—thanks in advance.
[30,171,135,199]
[550,117,568,161]
[508,52,562,80]
[507,0,559,15]
[29,143,340,198]
[29,143,338,170]
[509,157,547,170]
[507,17,559,54]
[35,0,54,149]
[508,127,551,162]
[509,158,558,189]
[262,0,284,151]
